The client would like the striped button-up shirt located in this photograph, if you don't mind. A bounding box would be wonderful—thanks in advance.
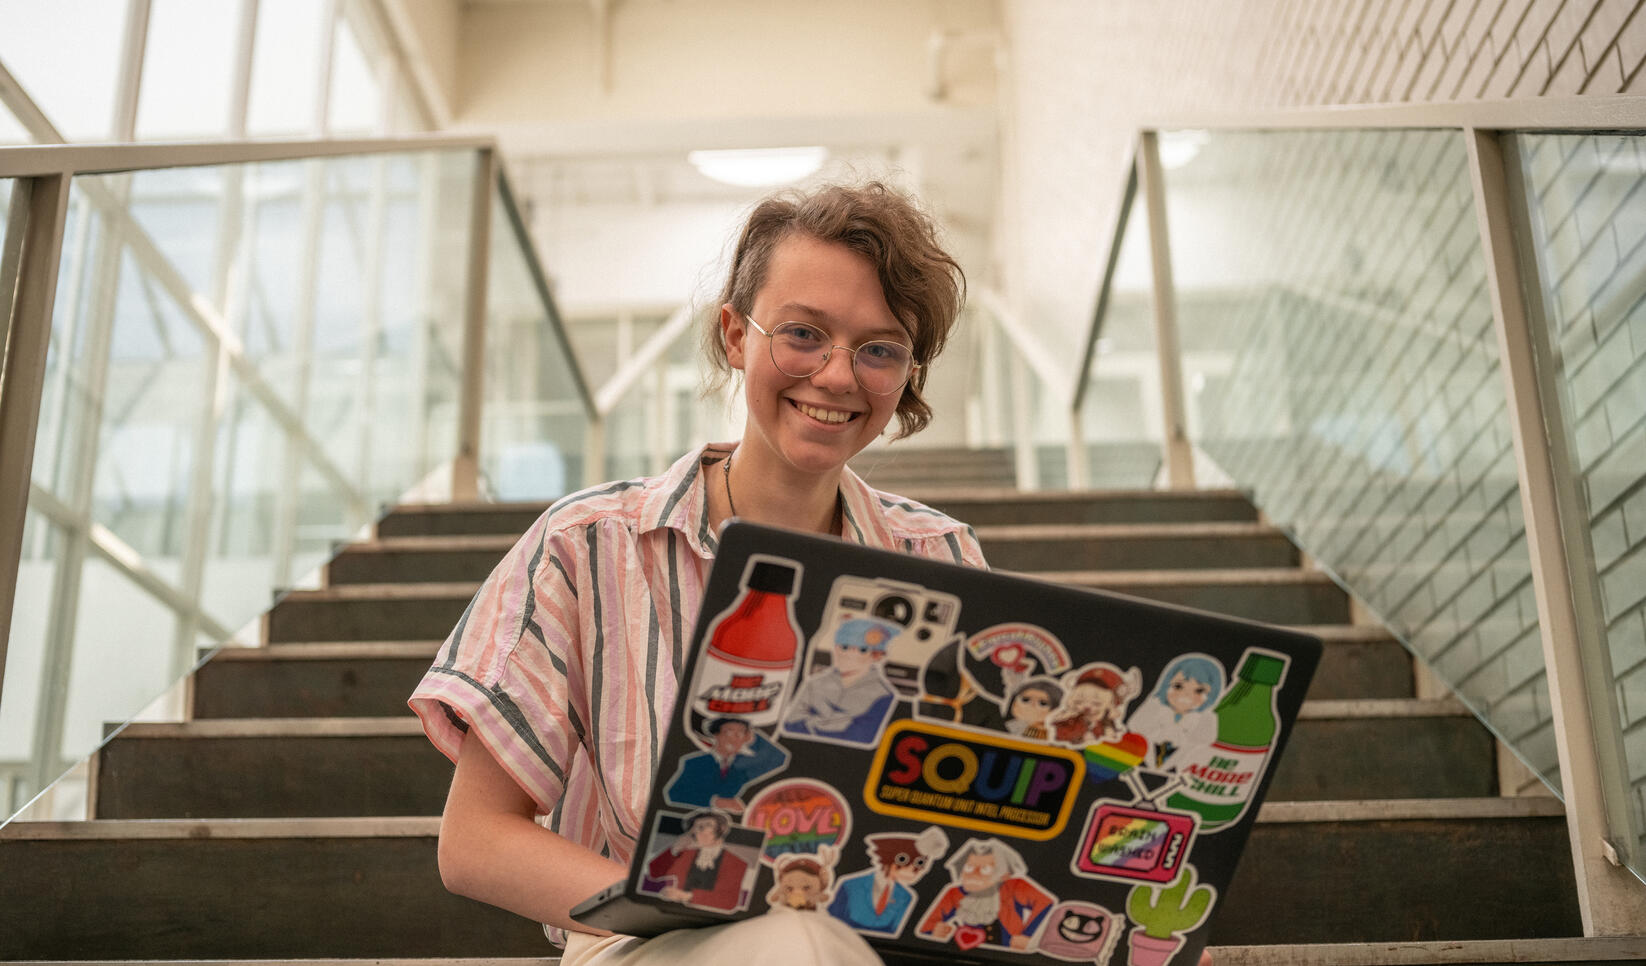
[410,444,986,870]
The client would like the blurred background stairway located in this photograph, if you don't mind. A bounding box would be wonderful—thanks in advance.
[2,448,1617,964]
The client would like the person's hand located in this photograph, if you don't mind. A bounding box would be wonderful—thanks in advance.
[930,922,954,941]
[1010,935,1031,950]
[660,886,689,902]
[712,796,744,814]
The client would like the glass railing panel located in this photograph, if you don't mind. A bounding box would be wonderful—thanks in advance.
[1078,185,1164,489]
[1,509,62,816]
[1163,128,1555,790]
[482,194,590,500]
[601,312,706,483]
[5,147,483,821]
[1515,131,1646,875]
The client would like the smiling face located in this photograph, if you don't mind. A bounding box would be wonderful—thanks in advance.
[1068,682,1115,719]
[1166,671,1212,714]
[723,234,907,487]
[710,720,751,757]
[776,868,824,909]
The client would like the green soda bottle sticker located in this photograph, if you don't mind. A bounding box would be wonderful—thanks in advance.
[1165,649,1288,832]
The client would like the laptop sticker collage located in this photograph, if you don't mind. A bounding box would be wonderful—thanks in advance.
[638,554,1296,965]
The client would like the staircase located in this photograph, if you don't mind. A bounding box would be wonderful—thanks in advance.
[4,452,1643,964]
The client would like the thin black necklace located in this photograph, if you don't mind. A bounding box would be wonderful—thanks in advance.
[722,451,738,518]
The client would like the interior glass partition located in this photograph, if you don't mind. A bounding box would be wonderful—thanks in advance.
[1159,128,1556,789]
[1515,131,1646,877]
[1076,184,1165,489]
[601,314,714,483]
[481,192,593,501]
[3,147,482,821]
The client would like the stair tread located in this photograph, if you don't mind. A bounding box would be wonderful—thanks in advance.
[5,798,1561,841]
[974,521,1284,539]
[126,695,1477,738]
[1206,936,1644,965]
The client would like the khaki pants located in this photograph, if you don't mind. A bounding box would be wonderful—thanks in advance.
[562,907,883,966]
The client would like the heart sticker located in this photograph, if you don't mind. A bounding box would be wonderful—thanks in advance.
[955,926,987,950]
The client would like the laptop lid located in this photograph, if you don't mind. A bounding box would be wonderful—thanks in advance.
[573,521,1321,965]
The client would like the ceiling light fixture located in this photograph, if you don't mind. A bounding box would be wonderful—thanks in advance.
[688,146,828,187]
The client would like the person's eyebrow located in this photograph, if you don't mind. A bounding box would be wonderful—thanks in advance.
[774,302,909,342]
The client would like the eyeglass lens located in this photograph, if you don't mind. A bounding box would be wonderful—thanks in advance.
[768,321,913,395]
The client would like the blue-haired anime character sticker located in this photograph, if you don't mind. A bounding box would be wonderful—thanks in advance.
[1126,654,1226,770]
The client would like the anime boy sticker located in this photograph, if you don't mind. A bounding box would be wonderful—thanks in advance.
[661,716,789,815]
[1050,664,1143,746]
[828,826,949,936]
[915,837,1056,952]
[783,617,902,746]
[1003,677,1064,740]
[643,809,755,913]
[1126,654,1225,770]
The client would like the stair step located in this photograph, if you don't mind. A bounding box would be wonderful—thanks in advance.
[1032,567,1352,625]
[0,818,549,959]
[325,535,517,585]
[97,700,1492,820]
[1215,798,1578,944]
[266,568,1347,643]
[94,719,449,819]
[375,488,1261,540]
[324,523,1301,586]
[1,801,1575,957]
[910,487,1261,526]
[265,583,476,643]
[1209,936,1646,965]
[192,642,438,719]
[376,502,550,539]
[976,522,1299,571]
[191,626,1409,720]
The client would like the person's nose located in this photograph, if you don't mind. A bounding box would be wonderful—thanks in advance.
[811,345,859,393]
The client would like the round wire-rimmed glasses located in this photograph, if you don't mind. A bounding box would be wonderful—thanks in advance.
[744,314,919,396]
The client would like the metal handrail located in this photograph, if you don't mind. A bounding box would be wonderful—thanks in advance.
[0,134,498,179]
[495,168,597,418]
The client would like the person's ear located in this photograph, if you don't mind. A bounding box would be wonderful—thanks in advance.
[721,303,746,370]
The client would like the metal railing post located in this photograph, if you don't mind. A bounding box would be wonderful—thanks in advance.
[1466,127,1646,933]
[451,147,495,500]
[0,173,72,709]
[1137,131,1195,490]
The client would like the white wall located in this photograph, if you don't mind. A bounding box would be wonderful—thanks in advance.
[998,0,1646,372]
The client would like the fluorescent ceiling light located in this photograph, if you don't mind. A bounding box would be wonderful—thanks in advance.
[688,146,828,187]
[1158,130,1208,170]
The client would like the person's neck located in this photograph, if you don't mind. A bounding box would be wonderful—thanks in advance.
[719,445,843,536]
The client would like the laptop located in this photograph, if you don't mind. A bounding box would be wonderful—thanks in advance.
[572,521,1321,965]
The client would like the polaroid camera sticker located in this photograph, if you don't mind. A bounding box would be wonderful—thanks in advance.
[865,720,1085,841]
[744,778,853,866]
[807,574,962,698]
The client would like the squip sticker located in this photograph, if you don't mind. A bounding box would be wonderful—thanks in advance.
[745,779,852,866]
[865,720,1085,841]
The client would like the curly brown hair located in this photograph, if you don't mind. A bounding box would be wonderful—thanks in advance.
[704,181,966,439]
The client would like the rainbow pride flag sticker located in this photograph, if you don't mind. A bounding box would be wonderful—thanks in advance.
[1082,732,1147,784]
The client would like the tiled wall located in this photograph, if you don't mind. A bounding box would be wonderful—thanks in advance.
[1001,0,1646,809]
[1001,0,1646,369]
[1517,131,1646,861]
